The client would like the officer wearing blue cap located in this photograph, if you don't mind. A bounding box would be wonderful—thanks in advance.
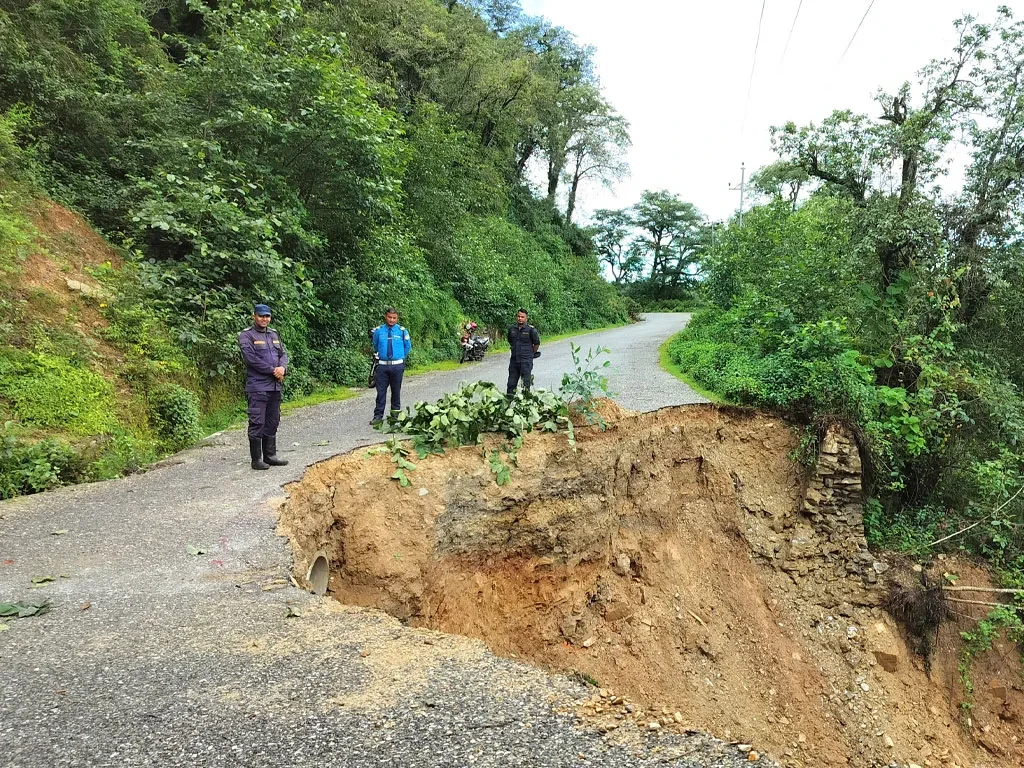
[239,304,289,470]
[370,307,412,425]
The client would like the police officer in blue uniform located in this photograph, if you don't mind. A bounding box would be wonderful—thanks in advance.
[371,307,412,425]
[507,308,540,397]
[239,304,289,470]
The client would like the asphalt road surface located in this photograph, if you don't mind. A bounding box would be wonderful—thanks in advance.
[0,314,772,768]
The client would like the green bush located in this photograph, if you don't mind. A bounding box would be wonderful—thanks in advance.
[88,433,158,479]
[309,347,369,386]
[148,383,202,451]
[282,367,316,400]
[0,350,118,436]
[0,424,83,499]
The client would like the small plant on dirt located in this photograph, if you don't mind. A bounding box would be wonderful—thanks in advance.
[375,351,615,485]
[378,382,570,485]
[367,436,418,487]
[957,604,1024,701]
[568,670,600,688]
[560,344,614,429]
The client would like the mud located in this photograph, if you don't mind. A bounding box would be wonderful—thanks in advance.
[280,404,1023,768]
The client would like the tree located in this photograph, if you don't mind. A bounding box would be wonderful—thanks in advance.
[563,105,630,224]
[631,190,705,292]
[591,208,642,284]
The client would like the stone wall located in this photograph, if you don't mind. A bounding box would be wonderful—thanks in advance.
[773,424,885,604]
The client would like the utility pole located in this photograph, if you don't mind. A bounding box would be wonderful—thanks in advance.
[729,162,746,226]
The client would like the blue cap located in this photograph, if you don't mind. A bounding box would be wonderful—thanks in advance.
[253,304,272,316]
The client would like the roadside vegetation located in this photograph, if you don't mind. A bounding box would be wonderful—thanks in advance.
[0,0,633,498]
[659,11,1024,670]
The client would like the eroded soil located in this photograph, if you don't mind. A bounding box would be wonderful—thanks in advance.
[279,404,1023,767]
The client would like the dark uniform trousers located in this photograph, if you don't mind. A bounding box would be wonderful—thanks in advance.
[247,391,282,440]
[374,364,405,420]
[507,360,534,396]
[507,322,539,397]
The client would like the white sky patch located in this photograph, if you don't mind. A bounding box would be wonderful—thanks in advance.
[521,0,1019,223]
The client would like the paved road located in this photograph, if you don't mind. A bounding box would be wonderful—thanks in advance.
[0,314,765,768]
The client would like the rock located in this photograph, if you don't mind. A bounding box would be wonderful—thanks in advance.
[883,734,894,748]
[988,678,1008,702]
[64,278,107,298]
[673,712,682,723]
[747,751,760,761]
[612,553,632,576]
[736,744,753,752]
[582,637,596,648]
[797,733,806,743]
[647,721,661,730]
[838,602,855,617]
[604,602,633,623]
[559,616,580,640]
[865,622,900,673]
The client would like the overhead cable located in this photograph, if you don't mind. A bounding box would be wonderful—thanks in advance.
[780,0,804,63]
[742,0,768,131]
[840,0,876,62]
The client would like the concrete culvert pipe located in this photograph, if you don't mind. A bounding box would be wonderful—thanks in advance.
[306,552,329,595]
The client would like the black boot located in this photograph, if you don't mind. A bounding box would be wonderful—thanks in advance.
[262,436,288,466]
[249,438,270,470]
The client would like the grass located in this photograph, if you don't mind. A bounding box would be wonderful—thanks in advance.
[406,358,464,376]
[658,336,728,404]
[200,385,361,435]
[281,385,360,414]
[486,318,634,356]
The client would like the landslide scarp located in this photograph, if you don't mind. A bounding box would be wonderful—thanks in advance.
[279,404,1022,768]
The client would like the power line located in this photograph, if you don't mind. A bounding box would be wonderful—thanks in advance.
[840,0,876,62]
[780,0,804,64]
[742,0,768,131]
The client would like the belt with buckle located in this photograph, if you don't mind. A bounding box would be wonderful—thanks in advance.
[379,359,404,365]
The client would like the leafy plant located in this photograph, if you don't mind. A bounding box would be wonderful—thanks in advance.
[148,383,202,452]
[957,605,1024,701]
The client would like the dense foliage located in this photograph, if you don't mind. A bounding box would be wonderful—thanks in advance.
[668,12,1024,586]
[377,344,612,485]
[0,0,630,495]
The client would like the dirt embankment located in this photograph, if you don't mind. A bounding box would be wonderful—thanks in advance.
[279,404,1023,768]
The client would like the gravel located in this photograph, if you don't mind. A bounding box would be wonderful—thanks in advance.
[0,314,775,768]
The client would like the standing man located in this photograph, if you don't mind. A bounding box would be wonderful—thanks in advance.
[371,307,411,425]
[239,303,289,470]
[506,308,540,398]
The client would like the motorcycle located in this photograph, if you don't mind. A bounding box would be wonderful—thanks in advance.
[459,322,490,363]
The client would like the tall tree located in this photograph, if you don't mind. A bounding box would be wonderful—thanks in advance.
[564,105,630,224]
[631,190,705,290]
[591,208,642,284]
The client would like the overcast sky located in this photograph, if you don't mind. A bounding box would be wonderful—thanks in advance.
[520,0,1021,224]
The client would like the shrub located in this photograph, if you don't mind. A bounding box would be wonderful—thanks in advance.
[310,347,370,386]
[0,350,118,436]
[0,424,83,499]
[88,433,158,479]
[148,383,202,451]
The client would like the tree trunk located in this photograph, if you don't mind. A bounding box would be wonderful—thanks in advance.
[565,171,581,225]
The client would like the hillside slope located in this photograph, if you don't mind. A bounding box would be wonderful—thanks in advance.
[0,190,200,498]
